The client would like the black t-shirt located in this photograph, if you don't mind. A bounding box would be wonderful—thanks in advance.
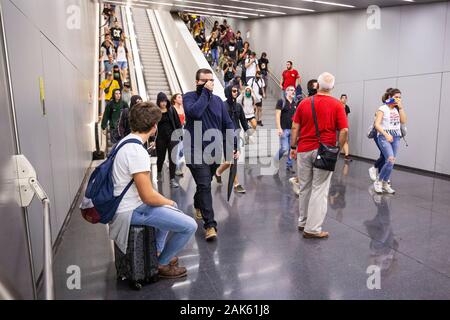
[228,41,237,59]
[223,65,235,82]
[235,37,243,51]
[195,35,205,48]
[210,37,219,50]
[259,58,269,75]
[158,111,172,136]
[345,104,351,116]
[276,98,298,130]
[110,27,123,41]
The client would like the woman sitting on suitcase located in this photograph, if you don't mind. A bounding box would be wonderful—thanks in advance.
[109,101,197,279]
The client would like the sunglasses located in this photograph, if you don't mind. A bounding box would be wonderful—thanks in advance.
[232,89,238,92]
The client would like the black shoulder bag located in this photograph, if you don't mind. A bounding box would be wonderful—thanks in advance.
[311,96,340,172]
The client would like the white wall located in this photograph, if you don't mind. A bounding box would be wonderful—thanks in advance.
[231,1,450,174]
[2,0,97,279]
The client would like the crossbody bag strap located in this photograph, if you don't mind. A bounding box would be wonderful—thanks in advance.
[311,96,321,143]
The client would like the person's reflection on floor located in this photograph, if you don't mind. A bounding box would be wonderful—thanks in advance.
[329,162,349,222]
[364,189,399,275]
[212,186,246,299]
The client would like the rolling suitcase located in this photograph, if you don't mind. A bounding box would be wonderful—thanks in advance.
[114,225,159,290]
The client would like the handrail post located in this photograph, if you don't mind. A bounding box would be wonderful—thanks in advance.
[29,178,54,300]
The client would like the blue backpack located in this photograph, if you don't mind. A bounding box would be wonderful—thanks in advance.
[81,138,142,224]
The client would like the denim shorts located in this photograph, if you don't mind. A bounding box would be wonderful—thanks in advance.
[117,61,128,69]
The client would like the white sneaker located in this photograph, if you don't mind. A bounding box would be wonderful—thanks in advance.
[382,181,396,194]
[369,167,378,182]
[289,177,300,196]
[373,180,383,193]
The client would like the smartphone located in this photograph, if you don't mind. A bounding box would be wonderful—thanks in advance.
[385,97,396,105]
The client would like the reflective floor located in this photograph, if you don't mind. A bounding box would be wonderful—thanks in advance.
[52,155,450,300]
[52,100,450,299]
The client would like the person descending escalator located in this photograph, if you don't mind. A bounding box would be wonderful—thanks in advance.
[155,92,183,188]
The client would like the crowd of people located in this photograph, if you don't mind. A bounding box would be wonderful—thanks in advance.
[95,6,409,280]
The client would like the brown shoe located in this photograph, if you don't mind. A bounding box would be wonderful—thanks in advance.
[303,231,329,239]
[195,208,202,220]
[298,226,305,232]
[158,264,187,279]
[169,256,179,266]
[205,227,217,241]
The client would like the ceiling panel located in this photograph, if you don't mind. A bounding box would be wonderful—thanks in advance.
[106,0,448,19]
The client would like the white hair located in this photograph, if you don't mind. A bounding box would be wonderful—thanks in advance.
[318,72,335,92]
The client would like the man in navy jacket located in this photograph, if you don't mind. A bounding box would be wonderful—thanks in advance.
[183,68,238,241]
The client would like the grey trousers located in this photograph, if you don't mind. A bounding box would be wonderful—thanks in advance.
[297,149,333,234]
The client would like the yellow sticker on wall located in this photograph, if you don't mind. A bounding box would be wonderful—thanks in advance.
[39,77,46,115]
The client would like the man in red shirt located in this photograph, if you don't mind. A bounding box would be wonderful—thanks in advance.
[290,72,348,239]
[280,61,300,97]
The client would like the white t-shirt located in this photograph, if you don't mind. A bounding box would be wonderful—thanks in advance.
[116,45,128,62]
[248,77,265,102]
[378,104,401,137]
[238,95,255,119]
[245,58,258,78]
[109,134,151,253]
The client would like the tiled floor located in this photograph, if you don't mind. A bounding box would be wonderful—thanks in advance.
[52,98,450,300]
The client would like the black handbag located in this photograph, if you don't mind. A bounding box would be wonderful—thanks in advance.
[311,96,340,172]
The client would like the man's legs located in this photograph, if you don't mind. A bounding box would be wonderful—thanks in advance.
[284,129,293,169]
[304,151,333,235]
[187,163,217,230]
[277,130,289,161]
[131,204,197,266]
[298,151,313,228]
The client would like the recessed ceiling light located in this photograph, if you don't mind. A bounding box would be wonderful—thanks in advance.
[137,0,260,16]
[221,5,286,15]
[229,0,315,12]
[185,10,249,19]
[301,0,355,8]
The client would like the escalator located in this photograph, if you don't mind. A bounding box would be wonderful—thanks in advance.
[131,8,172,102]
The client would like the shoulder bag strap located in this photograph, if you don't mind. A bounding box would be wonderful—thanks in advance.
[311,96,321,143]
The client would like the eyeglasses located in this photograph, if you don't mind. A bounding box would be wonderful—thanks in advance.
[199,79,214,82]
[232,89,238,92]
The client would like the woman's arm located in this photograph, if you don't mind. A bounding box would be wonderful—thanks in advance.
[374,110,393,142]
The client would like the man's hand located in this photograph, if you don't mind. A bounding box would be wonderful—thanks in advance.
[102,129,107,135]
[278,128,283,137]
[204,80,214,91]
[290,149,297,160]
[233,150,240,160]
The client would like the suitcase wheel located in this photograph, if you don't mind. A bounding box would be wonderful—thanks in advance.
[130,281,143,291]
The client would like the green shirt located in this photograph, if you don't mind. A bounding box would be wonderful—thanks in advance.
[101,99,128,130]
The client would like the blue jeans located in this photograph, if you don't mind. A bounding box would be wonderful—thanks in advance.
[377,135,400,182]
[373,136,385,171]
[211,48,219,67]
[276,129,293,168]
[130,204,197,265]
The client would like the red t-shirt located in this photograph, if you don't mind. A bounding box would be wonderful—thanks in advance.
[282,69,300,90]
[292,94,348,153]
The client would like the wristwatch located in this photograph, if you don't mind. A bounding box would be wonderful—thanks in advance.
[290,146,297,150]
